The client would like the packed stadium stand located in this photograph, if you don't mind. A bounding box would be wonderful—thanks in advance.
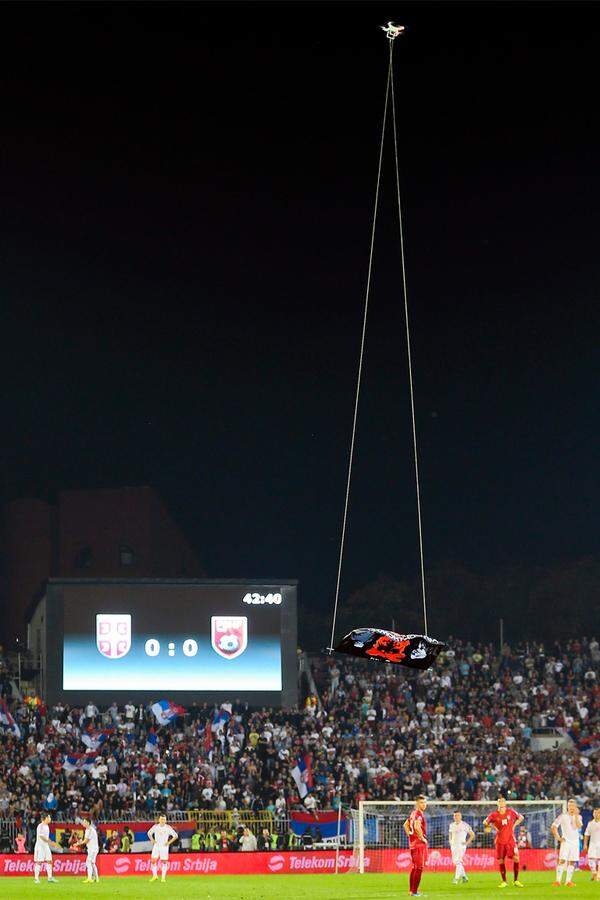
[0,638,598,852]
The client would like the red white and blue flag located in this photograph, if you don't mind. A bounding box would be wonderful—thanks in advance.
[289,810,346,840]
[0,700,21,738]
[290,754,313,799]
[211,703,232,734]
[62,752,97,772]
[81,728,112,751]
[144,731,159,754]
[150,700,187,726]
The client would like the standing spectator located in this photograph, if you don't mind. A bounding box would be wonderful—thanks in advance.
[258,827,272,851]
[120,827,133,852]
[217,829,232,852]
[85,701,99,723]
[240,827,257,851]
[15,833,27,853]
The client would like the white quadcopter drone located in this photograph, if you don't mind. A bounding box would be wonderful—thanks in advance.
[381,22,405,41]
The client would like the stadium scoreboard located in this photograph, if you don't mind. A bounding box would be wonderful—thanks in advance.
[37,579,297,706]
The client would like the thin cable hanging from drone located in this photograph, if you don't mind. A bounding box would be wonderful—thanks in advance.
[327,23,446,670]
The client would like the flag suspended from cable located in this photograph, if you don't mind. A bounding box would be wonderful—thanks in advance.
[335,628,446,670]
[325,28,449,663]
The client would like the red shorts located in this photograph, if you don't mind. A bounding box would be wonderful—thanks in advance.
[496,840,517,861]
[410,845,428,868]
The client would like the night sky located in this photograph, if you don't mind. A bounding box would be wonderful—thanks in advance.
[1,2,598,618]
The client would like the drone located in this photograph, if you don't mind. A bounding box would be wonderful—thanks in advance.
[381,22,405,41]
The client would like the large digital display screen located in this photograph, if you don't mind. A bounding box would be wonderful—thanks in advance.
[45,579,297,706]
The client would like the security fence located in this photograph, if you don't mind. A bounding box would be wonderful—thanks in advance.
[187,809,275,832]
[0,812,350,852]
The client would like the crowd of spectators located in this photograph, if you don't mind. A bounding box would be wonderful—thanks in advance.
[0,638,598,850]
[311,637,599,808]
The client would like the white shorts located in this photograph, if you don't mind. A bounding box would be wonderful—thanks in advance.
[559,840,579,863]
[33,842,52,863]
[87,849,98,864]
[587,845,600,860]
[151,847,169,862]
[451,846,466,865]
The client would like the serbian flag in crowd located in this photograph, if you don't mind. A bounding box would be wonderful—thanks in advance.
[82,728,112,752]
[289,809,346,840]
[144,731,159,754]
[0,700,21,738]
[563,728,600,757]
[150,700,187,726]
[211,703,232,734]
[291,754,313,799]
[62,752,97,772]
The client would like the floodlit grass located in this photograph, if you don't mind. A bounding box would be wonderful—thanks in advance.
[2,872,598,899]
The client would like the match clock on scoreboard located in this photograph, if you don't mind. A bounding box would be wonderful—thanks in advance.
[242,592,282,605]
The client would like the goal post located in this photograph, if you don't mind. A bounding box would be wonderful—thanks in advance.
[350,800,566,874]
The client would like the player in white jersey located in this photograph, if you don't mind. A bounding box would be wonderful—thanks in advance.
[148,814,178,882]
[33,814,61,884]
[551,798,583,887]
[449,811,475,884]
[80,815,100,884]
[583,808,600,882]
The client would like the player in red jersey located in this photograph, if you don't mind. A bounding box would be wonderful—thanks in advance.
[483,797,525,888]
[404,795,428,897]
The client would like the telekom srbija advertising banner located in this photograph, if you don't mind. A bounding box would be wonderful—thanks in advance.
[0,849,574,876]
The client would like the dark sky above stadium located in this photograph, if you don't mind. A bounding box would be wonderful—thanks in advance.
[1,2,598,613]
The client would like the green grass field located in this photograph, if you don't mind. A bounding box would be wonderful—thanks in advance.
[2,873,598,900]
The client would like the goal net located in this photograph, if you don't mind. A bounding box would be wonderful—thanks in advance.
[348,800,565,874]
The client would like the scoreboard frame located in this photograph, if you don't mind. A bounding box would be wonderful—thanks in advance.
[40,577,298,707]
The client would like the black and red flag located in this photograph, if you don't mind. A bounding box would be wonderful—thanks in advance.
[335,628,446,670]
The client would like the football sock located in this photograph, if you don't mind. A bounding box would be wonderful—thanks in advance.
[93,863,99,880]
[414,866,423,892]
[514,861,520,881]
[500,863,507,882]
[45,864,53,879]
[151,863,158,878]
[161,863,168,879]
[566,865,574,883]
[556,863,565,883]
[34,864,41,881]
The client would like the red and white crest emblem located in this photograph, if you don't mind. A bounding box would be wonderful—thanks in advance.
[211,616,248,660]
[96,614,131,659]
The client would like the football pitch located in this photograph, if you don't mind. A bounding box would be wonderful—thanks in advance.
[2,873,598,899]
